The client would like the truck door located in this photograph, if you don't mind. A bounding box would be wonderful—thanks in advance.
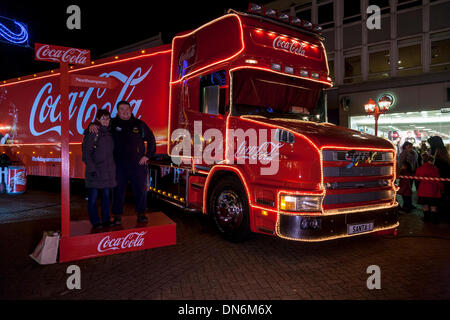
[186,69,229,167]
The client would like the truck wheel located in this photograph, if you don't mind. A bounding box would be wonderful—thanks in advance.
[208,175,251,242]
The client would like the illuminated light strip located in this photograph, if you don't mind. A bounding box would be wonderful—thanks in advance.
[170,14,245,85]
[0,49,172,87]
[0,142,82,146]
[202,165,252,216]
[0,20,28,44]
[250,204,278,213]
[250,27,321,51]
[229,66,332,87]
[275,217,399,242]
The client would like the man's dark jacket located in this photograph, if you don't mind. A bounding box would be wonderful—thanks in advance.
[110,115,156,165]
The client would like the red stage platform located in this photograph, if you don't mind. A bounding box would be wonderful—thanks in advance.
[59,212,176,263]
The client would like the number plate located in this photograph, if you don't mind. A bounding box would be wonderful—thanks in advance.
[347,221,374,235]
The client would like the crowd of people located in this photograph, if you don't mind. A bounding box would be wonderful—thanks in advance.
[82,101,156,229]
[397,137,450,224]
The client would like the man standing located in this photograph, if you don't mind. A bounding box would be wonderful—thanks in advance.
[91,101,156,224]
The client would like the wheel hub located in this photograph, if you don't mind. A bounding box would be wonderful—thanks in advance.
[215,190,243,229]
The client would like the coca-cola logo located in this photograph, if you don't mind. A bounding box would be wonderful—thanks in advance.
[36,44,89,65]
[29,66,152,137]
[97,231,147,253]
[235,142,284,161]
[272,36,306,57]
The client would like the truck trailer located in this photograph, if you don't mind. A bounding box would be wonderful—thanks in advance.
[0,5,399,242]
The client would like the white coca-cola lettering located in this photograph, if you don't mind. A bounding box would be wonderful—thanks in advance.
[36,45,89,64]
[235,142,284,161]
[97,231,147,253]
[29,66,152,137]
[272,36,306,56]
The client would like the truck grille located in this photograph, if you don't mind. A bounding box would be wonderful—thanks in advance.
[322,149,395,211]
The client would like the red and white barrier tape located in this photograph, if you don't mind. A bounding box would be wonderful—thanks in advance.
[398,176,450,182]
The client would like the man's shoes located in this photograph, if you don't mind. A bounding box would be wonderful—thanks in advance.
[112,216,122,226]
[92,223,103,230]
[137,214,148,223]
[102,220,115,228]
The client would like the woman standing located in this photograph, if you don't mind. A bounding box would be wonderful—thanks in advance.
[82,110,116,229]
[415,154,443,224]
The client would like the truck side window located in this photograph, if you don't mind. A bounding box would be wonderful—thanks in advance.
[200,70,227,115]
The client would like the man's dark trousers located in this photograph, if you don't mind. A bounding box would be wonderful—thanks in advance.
[112,162,148,216]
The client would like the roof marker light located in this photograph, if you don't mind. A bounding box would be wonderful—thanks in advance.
[312,72,320,79]
[314,25,323,32]
[271,63,281,71]
[285,66,294,74]
[265,8,277,18]
[303,21,313,28]
[300,70,309,77]
[291,17,302,26]
[279,13,290,22]
[249,3,263,14]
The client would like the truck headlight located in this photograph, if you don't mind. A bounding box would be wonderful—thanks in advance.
[280,195,322,212]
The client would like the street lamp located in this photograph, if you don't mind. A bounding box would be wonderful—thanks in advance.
[364,96,393,136]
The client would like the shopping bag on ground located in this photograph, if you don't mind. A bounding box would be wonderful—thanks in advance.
[30,231,60,265]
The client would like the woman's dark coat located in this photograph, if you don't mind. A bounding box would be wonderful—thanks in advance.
[82,126,117,189]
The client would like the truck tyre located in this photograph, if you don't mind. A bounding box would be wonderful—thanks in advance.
[208,175,251,242]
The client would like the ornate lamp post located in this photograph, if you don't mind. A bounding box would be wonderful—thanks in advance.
[364,96,393,136]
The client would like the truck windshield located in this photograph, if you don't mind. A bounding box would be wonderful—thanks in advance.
[231,68,326,122]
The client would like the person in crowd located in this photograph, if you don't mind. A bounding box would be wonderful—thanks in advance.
[399,141,418,173]
[82,109,116,229]
[415,154,444,224]
[433,146,450,223]
[89,101,156,225]
[398,161,413,213]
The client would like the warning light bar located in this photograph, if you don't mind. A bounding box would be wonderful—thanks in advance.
[248,3,323,35]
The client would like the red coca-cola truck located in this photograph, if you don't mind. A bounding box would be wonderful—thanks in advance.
[0,5,399,242]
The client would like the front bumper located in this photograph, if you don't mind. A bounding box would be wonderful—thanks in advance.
[277,205,398,241]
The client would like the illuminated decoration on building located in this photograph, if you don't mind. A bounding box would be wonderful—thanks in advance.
[0,16,29,47]
[376,93,396,109]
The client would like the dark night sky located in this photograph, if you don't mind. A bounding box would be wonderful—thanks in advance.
[0,0,274,80]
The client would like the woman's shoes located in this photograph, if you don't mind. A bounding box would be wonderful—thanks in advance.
[102,220,116,228]
[92,223,103,229]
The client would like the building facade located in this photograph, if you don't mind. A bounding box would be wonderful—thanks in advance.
[266,0,450,150]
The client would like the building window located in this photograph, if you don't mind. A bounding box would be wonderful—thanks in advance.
[431,38,450,72]
[295,2,312,22]
[344,0,361,24]
[318,2,334,29]
[369,50,390,80]
[369,0,390,14]
[350,110,450,145]
[344,55,362,83]
[397,0,423,11]
[397,44,422,77]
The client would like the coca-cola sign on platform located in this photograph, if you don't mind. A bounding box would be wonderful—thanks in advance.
[97,231,147,253]
[35,43,90,65]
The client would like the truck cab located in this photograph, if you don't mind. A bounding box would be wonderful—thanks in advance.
[150,7,398,242]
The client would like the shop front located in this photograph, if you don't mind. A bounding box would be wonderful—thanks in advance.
[336,78,450,155]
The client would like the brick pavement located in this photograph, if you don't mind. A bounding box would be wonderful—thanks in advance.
[0,181,449,300]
